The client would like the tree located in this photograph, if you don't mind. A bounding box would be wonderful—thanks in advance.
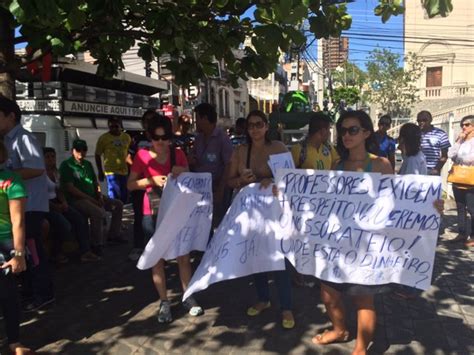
[330,61,366,89]
[0,0,452,99]
[332,86,360,107]
[366,49,423,118]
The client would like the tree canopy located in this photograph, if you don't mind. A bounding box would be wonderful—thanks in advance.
[0,0,453,98]
[366,48,423,118]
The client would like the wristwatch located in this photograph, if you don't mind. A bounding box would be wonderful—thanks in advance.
[12,250,25,257]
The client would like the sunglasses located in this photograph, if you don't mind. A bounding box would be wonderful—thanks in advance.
[109,124,120,129]
[247,121,266,130]
[379,122,391,127]
[461,122,472,127]
[339,126,365,137]
[150,133,171,141]
[75,148,87,152]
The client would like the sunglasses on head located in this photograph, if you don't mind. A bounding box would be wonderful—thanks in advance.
[247,121,266,130]
[339,126,365,137]
[461,122,472,127]
[150,133,171,141]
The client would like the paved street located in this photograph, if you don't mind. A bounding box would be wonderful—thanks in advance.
[1,201,473,355]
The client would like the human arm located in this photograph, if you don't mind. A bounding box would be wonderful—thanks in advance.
[171,149,189,178]
[388,152,396,170]
[374,157,394,175]
[431,148,448,175]
[13,134,45,180]
[227,146,255,189]
[95,154,105,182]
[2,198,27,274]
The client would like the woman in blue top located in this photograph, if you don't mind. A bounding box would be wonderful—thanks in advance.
[312,111,393,355]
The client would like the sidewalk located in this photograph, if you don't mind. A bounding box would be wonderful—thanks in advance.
[1,203,472,354]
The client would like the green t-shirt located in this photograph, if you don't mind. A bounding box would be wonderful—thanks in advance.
[59,157,98,202]
[0,170,27,242]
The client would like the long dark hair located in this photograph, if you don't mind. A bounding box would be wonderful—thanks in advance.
[245,110,271,145]
[336,110,378,161]
[399,123,421,157]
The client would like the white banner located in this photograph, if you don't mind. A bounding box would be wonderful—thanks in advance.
[183,184,286,300]
[275,169,442,290]
[137,173,213,269]
[268,152,295,177]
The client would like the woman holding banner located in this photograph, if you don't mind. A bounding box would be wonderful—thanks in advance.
[227,110,296,329]
[127,115,203,324]
[312,111,393,354]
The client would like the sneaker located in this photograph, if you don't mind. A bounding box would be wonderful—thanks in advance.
[80,251,101,263]
[23,295,55,313]
[128,248,143,262]
[157,300,172,323]
[183,296,204,317]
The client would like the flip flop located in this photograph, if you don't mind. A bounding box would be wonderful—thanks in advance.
[312,329,349,345]
[247,302,271,316]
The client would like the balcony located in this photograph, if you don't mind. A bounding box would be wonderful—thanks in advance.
[421,85,474,100]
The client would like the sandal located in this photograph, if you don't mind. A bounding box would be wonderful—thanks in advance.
[282,311,295,329]
[246,302,271,316]
[312,329,349,345]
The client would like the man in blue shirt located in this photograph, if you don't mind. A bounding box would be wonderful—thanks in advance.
[417,110,451,175]
[0,96,54,312]
[374,115,396,169]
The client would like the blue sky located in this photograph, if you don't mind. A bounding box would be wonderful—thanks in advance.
[343,0,404,67]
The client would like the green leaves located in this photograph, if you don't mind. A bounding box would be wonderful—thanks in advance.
[366,49,423,117]
[374,0,404,23]
[422,0,453,18]
[3,0,454,88]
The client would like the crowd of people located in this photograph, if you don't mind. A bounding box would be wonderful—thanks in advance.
[0,93,472,354]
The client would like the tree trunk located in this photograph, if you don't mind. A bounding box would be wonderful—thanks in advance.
[0,8,15,100]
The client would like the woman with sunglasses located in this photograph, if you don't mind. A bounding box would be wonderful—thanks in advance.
[127,115,203,323]
[227,110,295,329]
[312,110,393,354]
[448,115,474,247]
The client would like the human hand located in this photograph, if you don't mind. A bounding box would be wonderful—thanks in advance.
[171,166,186,178]
[1,255,26,274]
[433,199,444,214]
[272,184,279,197]
[259,178,273,190]
[151,175,167,187]
[240,169,256,185]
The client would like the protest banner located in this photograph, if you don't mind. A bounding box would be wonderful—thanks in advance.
[275,169,442,290]
[268,152,295,177]
[137,172,213,270]
[183,184,286,300]
[137,191,202,270]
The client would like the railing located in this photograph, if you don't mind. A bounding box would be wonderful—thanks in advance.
[420,85,474,100]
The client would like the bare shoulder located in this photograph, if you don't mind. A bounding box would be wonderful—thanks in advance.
[373,156,394,174]
[270,140,288,153]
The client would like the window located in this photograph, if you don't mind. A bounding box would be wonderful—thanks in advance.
[426,67,442,87]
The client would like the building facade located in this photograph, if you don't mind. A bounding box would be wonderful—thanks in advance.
[404,0,474,101]
[322,37,349,72]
